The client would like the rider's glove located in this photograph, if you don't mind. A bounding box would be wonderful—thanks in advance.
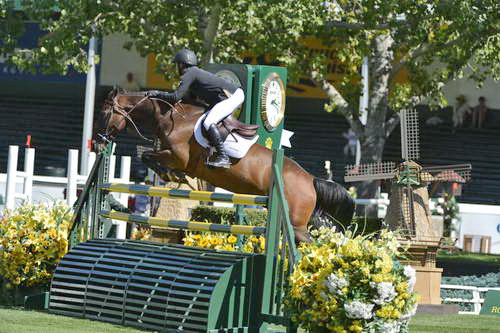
[145,90,164,98]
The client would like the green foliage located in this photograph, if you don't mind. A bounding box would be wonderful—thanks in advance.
[0,0,498,180]
[351,216,383,235]
[0,0,319,81]
[437,252,500,264]
[441,272,500,311]
[0,275,15,306]
[190,205,267,227]
[442,272,500,288]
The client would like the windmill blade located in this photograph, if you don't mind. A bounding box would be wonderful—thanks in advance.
[345,162,396,182]
[421,164,472,183]
[401,184,417,237]
[400,109,420,161]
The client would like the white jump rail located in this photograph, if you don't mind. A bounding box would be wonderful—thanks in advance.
[441,284,500,314]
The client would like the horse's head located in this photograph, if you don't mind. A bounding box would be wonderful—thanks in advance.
[98,87,152,143]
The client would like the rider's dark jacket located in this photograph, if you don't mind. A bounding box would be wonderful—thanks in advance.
[161,66,240,108]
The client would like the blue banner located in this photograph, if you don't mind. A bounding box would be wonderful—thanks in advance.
[0,22,90,84]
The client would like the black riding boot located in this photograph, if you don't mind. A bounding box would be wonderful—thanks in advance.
[206,124,231,168]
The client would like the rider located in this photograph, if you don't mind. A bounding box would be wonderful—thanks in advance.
[145,48,244,168]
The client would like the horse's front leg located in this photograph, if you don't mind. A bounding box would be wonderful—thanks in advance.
[141,149,188,184]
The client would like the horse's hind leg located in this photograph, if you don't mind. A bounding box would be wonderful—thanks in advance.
[287,193,316,243]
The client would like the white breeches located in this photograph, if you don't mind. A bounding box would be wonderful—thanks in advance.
[203,88,245,130]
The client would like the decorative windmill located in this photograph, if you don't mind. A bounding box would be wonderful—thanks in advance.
[344,109,471,250]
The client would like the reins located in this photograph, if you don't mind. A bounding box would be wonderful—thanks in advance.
[109,94,186,143]
[111,95,154,143]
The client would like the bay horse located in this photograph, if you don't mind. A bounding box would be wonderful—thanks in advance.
[99,88,354,242]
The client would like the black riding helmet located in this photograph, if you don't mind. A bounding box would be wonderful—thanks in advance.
[173,48,198,66]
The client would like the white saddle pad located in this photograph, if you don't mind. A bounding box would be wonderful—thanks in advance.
[194,113,259,159]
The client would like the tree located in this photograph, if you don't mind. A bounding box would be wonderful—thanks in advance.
[0,0,317,79]
[1,1,498,197]
[262,0,499,196]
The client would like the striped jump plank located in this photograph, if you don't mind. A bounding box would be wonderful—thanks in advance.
[101,210,266,235]
[100,183,268,207]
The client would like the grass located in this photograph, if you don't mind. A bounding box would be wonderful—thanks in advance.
[1,308,500,333]
[409,314,500,332]
[0,308,145,333]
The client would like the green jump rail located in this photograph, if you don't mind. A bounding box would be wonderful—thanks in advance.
[100,183,269,207]
[100,210,267,235]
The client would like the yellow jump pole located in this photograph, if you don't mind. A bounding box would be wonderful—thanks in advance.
[101,183,268,207]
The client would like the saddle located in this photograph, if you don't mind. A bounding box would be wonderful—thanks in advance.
[202,114,259,142]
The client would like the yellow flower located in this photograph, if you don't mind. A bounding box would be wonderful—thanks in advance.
[396,282,409,293]
[359,265,370,277]
[376,305,393,318]
[400,292,410,299]
[242,244,254,253]
[199,238,210,248]
[349,323,363,332]
[333,326,347,333]
[227,235,238,244]
[47,228,58,239]
[222,244,235,251]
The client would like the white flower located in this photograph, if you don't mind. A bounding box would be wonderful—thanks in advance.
[375,320,401,333]
[326,273,348,295]
[371,282,397,304]
[344,300,374,319]
[403,265,416,291]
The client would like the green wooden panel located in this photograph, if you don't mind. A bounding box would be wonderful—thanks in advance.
[205,64,287,150]
[480,290,500,316]
[252,66,287,150]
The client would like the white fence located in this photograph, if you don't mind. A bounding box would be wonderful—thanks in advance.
[440,284,500,314]
[1,145,132,238]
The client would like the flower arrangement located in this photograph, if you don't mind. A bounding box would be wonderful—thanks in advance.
[183,232,266,254]
[285,227,419,333]
[0,201,72,287]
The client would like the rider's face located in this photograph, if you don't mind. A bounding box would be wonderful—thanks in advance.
[177,63,186,76]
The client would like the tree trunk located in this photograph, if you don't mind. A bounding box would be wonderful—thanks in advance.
[358,33,395,198]
[311,33,400,201]
[198,3,222,65]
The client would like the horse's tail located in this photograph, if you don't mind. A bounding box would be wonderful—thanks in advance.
[311,178,355,230]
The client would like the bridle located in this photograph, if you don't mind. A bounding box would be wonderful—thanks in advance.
[102,92,186,144]
[107,94,154,143]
